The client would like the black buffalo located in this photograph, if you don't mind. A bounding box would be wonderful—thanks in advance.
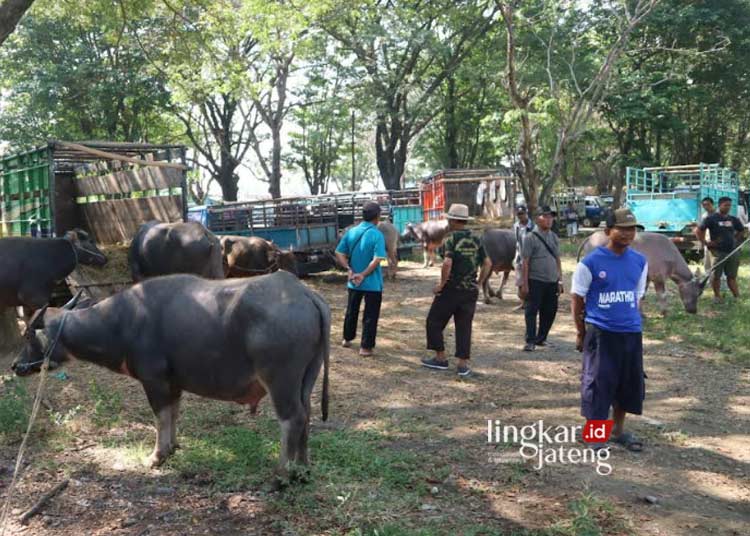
[13,271,330,484]
[129,221,224,281]
[0,229,107,313]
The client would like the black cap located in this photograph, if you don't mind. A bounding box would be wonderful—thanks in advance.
[516,205,527,214]
[362,201,381,222]
[539,205,553,215]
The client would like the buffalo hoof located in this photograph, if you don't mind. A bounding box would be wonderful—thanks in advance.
[269,464,310,491]
[484,297,492,305]
[146,451,168,468]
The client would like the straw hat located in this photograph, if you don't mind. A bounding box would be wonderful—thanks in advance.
[445,203,472,221]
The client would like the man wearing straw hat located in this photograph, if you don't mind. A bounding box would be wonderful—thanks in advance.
[420,204,491,377]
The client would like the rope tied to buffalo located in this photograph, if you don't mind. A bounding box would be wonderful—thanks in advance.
[0,312,68,536]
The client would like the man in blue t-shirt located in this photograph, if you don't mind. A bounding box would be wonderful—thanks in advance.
[571,208,649,452]
[335,201,388,356]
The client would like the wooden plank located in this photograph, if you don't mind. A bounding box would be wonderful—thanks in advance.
[75,167,183,196]
[55,141,188,170]
[79,195,183,243]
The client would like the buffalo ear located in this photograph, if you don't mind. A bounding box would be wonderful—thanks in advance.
[63,289,84,310]
[25,305,49,338]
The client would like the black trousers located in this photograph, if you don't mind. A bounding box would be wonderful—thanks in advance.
[525,279,558,344]
[426,287,478,359]
[343,289,382,349]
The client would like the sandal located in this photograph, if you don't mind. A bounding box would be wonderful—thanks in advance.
[611,432,643,452]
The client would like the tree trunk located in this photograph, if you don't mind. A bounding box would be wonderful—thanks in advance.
[269,126,282,199]
[375,117,407,190]
[445,76,459,168]
[217,157,239,201]
[0,0,35,47]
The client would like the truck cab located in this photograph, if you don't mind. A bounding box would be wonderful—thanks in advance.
[583,196,604,227]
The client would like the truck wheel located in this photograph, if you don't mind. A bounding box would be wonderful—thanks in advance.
[582,217,592,227]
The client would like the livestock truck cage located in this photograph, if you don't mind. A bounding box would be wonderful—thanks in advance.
[420,169,515,222]
[625,163,739,258]
[197,189,421,276]
[0,141,188,242]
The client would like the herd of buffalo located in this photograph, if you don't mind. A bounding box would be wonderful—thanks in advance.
[1,216,707,483]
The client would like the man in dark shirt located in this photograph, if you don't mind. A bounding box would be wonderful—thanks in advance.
[697,196,745,300]
[520,206,563,351]
[421,204,491,377]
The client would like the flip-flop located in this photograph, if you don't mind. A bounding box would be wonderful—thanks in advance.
[611,432,643,452]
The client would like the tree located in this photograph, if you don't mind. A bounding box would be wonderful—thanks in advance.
[287,56,352,195]
[598,0,748,204]
[318,0,501,189]
[242,0,309,198]
[0,0,35,47]
[499,0,661,214]
[0,3,177,147]
[414,31,511,170]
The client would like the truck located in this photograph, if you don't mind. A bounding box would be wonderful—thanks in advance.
[201,189,422,276]
[625,163,739,259]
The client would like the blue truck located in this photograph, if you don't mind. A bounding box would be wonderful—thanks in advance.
[193,189,421,275]
[625,163,739,258]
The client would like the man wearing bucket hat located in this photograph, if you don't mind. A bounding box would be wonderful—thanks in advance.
[571,208,649,452]
[420,204,491,377]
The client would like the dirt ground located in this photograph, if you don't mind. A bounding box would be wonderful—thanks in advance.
[0,257,748,535]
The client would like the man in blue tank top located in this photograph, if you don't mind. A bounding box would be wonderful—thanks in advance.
[571,208,648,452]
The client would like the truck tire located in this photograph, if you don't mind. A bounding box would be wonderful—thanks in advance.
[582,217,593,227]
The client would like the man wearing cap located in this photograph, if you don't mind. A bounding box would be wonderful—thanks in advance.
[520,206,563,351]
[335,201,388,357]
[571,208,649,452]
[513,206,534,306]
[696,196,745,302]
[421,204,491,377]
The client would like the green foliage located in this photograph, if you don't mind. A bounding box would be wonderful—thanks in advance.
[0,0,179,148]
[88,379,122,427]
[287,44,351,194]
[599,0,750,173]
[0,376,31,442]
[547,492,632,536]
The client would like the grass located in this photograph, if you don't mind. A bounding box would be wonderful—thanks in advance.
[0,376,31,442]
[642,252,750,365]
[88,378,123,427]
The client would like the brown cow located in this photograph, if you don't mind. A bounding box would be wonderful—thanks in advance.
[220,235,298,277]
[401,219,450,267]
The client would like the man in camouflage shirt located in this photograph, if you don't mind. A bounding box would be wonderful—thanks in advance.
[421,204,491,377]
